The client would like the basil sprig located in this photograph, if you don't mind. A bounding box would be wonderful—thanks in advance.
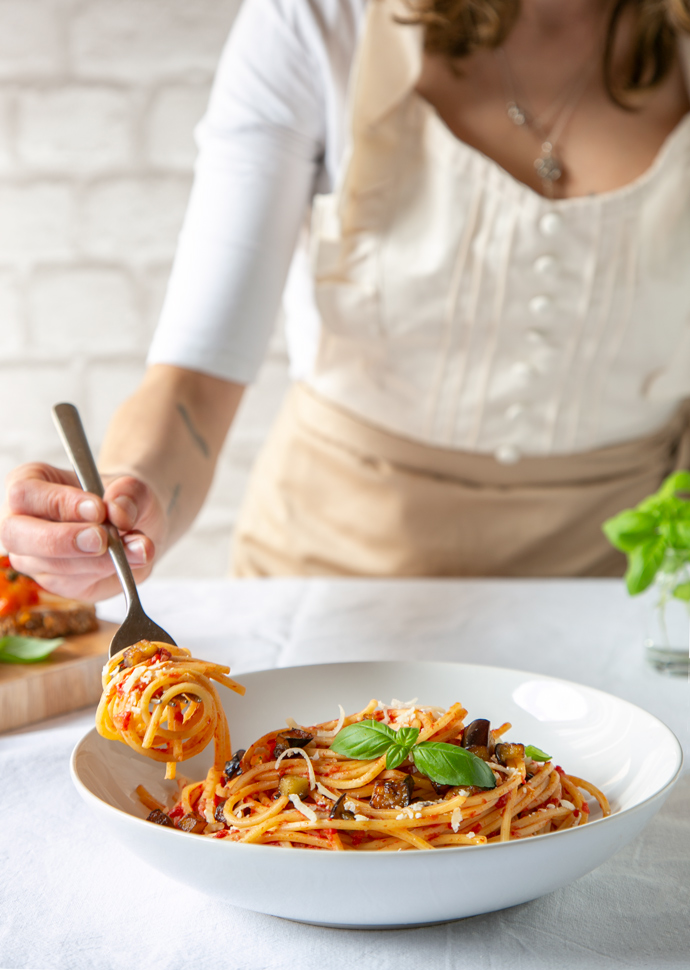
[602,471,690,596]
[524,745,551,762]
[0,635,64,664]
[330,720,496,789]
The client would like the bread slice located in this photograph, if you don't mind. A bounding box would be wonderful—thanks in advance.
[0,591,98,639]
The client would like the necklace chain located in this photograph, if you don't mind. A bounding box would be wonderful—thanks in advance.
[496,45,600,197]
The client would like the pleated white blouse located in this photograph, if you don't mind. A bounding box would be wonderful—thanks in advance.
[148,0,690,462]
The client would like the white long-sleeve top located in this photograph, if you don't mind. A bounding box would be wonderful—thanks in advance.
[147,0,364,384]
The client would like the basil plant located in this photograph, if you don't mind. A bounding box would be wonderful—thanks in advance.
[602,470,690,599]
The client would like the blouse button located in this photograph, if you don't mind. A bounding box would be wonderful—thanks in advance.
[512,360,536,380]
[529,295,552,316]
[534,254,556,274]
[494,444,521,464]
[539,212,562,237]
[505,402,525,421]
[526,327,547,345]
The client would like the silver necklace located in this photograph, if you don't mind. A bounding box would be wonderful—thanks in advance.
[496,46,600,196]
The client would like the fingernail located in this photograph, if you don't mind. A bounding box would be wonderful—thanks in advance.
[113,495,137,525]
[78,499,100,522]
[125,537,147,564]
[75,527,104,554]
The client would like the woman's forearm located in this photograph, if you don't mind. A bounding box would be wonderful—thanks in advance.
[98,364,245,553]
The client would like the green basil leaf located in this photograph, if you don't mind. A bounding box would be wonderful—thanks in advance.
[412,742,496,789]
[601,510,658,552]
[386,743,409,770]
[625,536,666,595]
[660,471,690,499]
[0,635,64,664]
[330,719,396,760]
[669,520,690,550]
[396,726,420,747]
[672,582,690,602]
[384,726,419,770]
[524,745,552,762]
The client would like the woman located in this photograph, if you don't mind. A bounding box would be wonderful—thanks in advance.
[2,0,690,599]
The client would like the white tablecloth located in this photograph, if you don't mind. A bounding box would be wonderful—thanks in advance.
[1,578,688,970]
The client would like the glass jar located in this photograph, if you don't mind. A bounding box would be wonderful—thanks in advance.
[641,561,690,675]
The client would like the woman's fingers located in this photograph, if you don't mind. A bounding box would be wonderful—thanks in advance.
[1,515,109,559]
[5,465,106,524]
[0,464,164,601]
[9,533,154,579]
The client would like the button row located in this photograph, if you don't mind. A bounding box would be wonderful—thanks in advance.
[494,211,562,463]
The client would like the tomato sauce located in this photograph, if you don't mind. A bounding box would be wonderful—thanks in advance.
[0,556,41,617]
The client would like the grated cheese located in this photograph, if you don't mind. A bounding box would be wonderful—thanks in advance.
[274,747,316,790]
[289,793,318,822]
[451,808,462,833]
[354,814,369,822]
[560,799,576,811]
[315,782,338,801]
[314,705,346,740]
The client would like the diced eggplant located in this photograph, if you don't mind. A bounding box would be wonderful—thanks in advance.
[146,809,175,827]
[214,801,227,824]
[122,641,158,668]
[462,719,490,748]
[278,775,310,798]
[443,785,483,799]
[370,775,414,810]
[177,813,206,834]
[223,749,246,782]
[273,729,314,758]
[465,744,491,762]
[494,742,525,769]
[329,794,355,820]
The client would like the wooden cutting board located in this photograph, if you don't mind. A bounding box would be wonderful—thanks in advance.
[0,620,118,733]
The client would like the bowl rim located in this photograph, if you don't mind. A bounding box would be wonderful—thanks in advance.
[71,659,684,859]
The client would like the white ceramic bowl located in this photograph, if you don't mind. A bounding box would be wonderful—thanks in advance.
[71,662,682,928]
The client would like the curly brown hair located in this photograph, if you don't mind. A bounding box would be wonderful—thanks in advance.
[402,0,690,105]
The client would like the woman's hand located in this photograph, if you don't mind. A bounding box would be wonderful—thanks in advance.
[0,462,167,602]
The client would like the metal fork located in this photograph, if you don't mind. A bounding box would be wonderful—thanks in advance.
[52,402,177,657]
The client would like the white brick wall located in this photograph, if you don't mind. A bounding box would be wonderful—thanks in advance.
[0,0,291,579]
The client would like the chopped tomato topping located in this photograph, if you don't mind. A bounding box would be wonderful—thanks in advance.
[213,830,229,839]
[0,564,41,617]
[169,804,185,820]
[581,802,590,814]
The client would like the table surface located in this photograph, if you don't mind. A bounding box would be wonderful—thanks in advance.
[1,578,688,970]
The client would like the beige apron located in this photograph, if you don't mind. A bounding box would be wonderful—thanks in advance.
[231,384,690,577]
[231,3,690,579]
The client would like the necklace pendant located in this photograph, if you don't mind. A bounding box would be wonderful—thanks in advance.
[534,153,562,183]
[506,101,527,126]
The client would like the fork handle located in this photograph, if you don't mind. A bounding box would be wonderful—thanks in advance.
[52,402,143,615]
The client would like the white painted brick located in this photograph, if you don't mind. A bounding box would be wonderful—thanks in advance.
[0,362,83,453]
[84,358,147,443]
[146,83,210,170]
[0,270,25,355]
[0,91,13,173]
[29,267,142,358]
[70,0,241,83]
[17,87,132,174]
[0,183,75,262]
[142,263,173,336]
[81,177,190,262]
[0,0,63,80]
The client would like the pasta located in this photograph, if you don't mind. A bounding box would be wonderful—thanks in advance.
[96,640,245,799]
[137,696,610,849]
